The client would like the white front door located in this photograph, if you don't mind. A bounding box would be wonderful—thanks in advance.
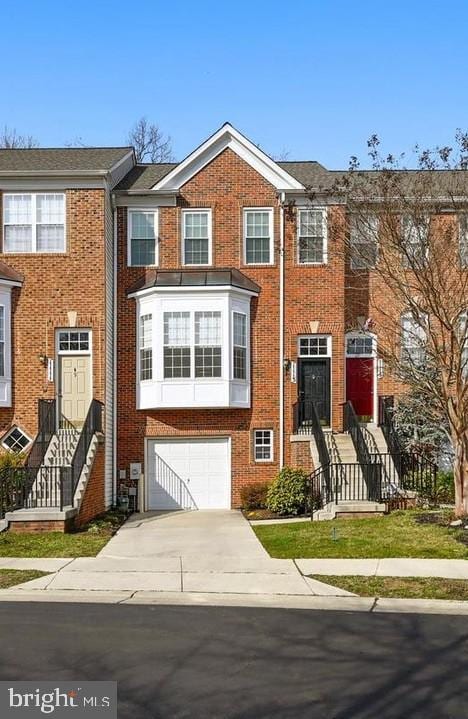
[147,438,231,510]
[60,355,92,426]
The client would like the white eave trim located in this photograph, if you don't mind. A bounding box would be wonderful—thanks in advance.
[128,284,259,300]
[0,279,22,288]
[152,123,304,192]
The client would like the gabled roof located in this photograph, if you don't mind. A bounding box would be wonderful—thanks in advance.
[115,159,331,192]
[0,147,133,175]
[127,268,260,296]
[151,123,304,192]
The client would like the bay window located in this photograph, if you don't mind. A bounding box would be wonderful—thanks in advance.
[3,193,65,253]
[128,210,158,266]
[244,209,273,264]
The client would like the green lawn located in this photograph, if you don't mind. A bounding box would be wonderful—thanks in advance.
[253,510,468,559]
[0,510,127,557]
[314,575,468,600]
[0,569,49,589]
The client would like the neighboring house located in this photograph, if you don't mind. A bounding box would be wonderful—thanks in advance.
[0,147,134,530]
[0,123,453,528]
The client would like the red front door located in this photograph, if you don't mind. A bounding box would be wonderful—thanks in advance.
[346,358,374,418]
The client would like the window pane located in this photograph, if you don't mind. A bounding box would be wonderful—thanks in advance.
[3,195,32,224]
[184,238,209,264]
[401,314,426,365]
[184,212,209,239]
[36,194,64,224]
[233,313,246,347]
[299,337,328,356]
[233,346,246,380]
[131,212,155,240]
[299,236,324,263]
[195,347,222,377]
[298,210,325,264]
[3,426,30,452]
[246,237,270,264]
[36,225,65,252]
[164,312,190,346]
[131,239,155,266]
[195,312,221,346]
[163,347,191,378]
[4,225,32,253]
[460,216,468,267]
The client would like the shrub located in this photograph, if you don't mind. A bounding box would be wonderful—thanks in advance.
[434,471,455,504]
[240,481,270,510]
[266,466,310,516]
[0,451,25,471]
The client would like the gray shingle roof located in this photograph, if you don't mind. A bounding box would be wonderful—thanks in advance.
[127,268,260,296]
[115,160,331,192]
[0,147,133,174]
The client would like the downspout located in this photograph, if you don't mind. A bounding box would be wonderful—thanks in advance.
[279,192,285,469]
[112,201,118,507]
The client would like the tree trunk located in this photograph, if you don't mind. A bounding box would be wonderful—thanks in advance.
[452,431,468,517]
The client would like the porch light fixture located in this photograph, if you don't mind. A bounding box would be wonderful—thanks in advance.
[283,359,291,372]
[38,353,47,366]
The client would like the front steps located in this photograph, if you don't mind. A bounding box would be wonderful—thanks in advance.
[315,500,386,521]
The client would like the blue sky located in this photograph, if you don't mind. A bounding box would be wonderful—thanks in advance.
[1,0,467,167]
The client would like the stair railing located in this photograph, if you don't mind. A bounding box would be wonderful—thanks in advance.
[343,401,383,500]
[68,399,103,502]
[26,399,56,468]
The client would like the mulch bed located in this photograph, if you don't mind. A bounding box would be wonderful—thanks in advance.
[241,508,309,521]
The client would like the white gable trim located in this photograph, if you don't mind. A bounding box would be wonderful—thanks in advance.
[152,123,304,192]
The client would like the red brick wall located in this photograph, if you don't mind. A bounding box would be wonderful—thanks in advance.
[76,440,106,527]
[117,149,347,505]
[0,189,107,441]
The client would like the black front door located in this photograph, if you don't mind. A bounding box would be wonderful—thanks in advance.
[299,359,331,425]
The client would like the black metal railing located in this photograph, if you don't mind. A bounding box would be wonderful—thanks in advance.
[0,465,72,517]
[70,399,103,498]
[309,461,383,514]
[26,399,56,468]
[294,400,329,435]
[378,395,402,459]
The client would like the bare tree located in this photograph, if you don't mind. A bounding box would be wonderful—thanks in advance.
[331,133,468,515]
[127,117,173,163]
[0,126,38,149]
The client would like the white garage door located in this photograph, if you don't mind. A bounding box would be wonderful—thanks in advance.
[147,438,231,510]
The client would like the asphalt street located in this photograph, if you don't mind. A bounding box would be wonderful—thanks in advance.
[0,602,467,718]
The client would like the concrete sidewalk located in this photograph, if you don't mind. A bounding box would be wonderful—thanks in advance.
[296,558,468,579]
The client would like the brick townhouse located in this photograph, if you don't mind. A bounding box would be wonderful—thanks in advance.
[0,123,457,529]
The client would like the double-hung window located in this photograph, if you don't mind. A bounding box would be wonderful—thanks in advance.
[233,312,247,380]
[163,312,191,378]
[140,314,153,381]
[182,210,211,265]
[459,215,468,268]
[244,209,273,264]
[128,210,158,266]
[350,214,379,269]
[3,193,65,253]
[195,311,222,377]
[402,215,429,268]
[297,209,327,264]
[401,312,427,366]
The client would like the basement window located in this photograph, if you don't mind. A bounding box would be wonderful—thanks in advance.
[254,429,273,462]
[2,425,31,453]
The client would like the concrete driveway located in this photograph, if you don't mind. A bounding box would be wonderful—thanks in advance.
[99,510,269,560]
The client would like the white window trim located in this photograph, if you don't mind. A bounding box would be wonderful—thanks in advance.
[296,207,328,265]
[1,425,32,453]
[56,329,92,356]
[181,209,212,266]
[401,214,430,267]
[253,429,274,463]
[3,192,66,254]
[127,209,159,267]
[243,207,274,266]
[297,334,332,358]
